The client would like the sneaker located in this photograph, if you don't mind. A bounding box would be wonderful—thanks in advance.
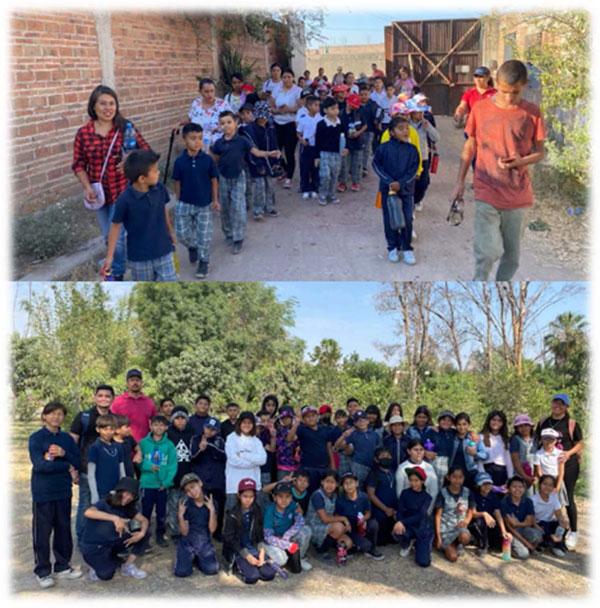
[143,544,153,555]
[156,536,169,548]
[330,196,341,204]
[337,183,346,192]
[351,183,360,192]
[476,547,488,557]
[318,196,328,206]
[265,209,279,217]
[300,558,312,571]
[399,540,413,558]
[365,549,385,561]
[55,566,82,580]
[565,531,578,550]
[277,173,286,181]
[232,240,243,255]
[253,214,264,221]
[403,250,416,265]
[188,247,198,264]
[35,574,55,589]
[225,236,233,246]
[283,178,292,189]
[362,169,368,177]
[457,543,464,556]
[388,248,399,263]
[412,229,417,241]
[120,563,148,579]
[414,202,423,211]
[302,192,310,200]
[195,260,209,279]
[552,547,566,558]
[310,191,318,199]
[88,568,100,581]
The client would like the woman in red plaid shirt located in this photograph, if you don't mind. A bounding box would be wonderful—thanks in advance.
[72,85,150,280]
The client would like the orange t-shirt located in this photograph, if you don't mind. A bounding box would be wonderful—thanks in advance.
[465,97,546,209]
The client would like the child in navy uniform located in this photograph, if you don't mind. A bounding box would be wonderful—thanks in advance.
[172,123,220,279]
[358,84,379,176]
[220,402,240,440]
[190,417,227,538]
[340,93,367,192]
[335,472,384,560]
[174,473,219,577]
[211,110,280,254]
[166,407,195,538]
[103,149,178,281]
[81,477,150,580]
[366,447,398,545]
[113,415,139,479]
[383,415,409,471]
[86,414,125,504]
[393,466,433,567]
[330,409,352,475]
[29,402,82,588]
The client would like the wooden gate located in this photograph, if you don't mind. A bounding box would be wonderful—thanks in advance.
[384,18,482,115]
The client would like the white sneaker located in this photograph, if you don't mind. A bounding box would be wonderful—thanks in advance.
[318,196,327,206]
[552,547,566,557]
[55,566,82,580]
[310,191,318,199]
[35,574,55,589]
[88,568,100,581]
[120,563,148,579]
[388,248,399,263]
[283,178,292,189]
[414,202,423,211]
[399,540,413,557]
[302,192,310,200]
[403,250,416,265]
[300,559,313,571]
[565,531,578,550]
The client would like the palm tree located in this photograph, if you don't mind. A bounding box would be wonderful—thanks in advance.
[543,312,587,370]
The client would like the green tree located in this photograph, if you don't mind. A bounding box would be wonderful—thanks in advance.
[544,312,587,374]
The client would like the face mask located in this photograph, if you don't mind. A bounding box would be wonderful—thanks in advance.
[379,458,393,469]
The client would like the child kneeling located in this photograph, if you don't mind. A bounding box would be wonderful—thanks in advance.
[81,477,150,581]
[222,478,276,584]
[263,481,313,572]
[173,473,219,577]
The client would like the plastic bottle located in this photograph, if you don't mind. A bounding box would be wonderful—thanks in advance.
[339,133,346,155]
[357,512,367,536]
[424,439,435,452]
[552,525,566,543]
[337,541,348,565]
[502,536,511,562]
[122,122,137,153]
[152,448,161,466]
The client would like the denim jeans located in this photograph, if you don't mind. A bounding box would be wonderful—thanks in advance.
[96,203,126,276]
[381,190,414,252]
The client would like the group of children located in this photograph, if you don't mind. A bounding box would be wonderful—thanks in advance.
[29,391,580,589]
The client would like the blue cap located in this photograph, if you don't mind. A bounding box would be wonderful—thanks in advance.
[552,393,570,406]
[474,472,494,486]
[126,368,142,379]
[205,417,221,431]
[353,410,368,421]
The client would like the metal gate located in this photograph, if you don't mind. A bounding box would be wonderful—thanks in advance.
[384,19,482,115]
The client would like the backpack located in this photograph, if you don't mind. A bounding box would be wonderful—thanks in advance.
[539,416,581,464]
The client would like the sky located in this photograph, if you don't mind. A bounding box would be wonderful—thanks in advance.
[10,281,588,366]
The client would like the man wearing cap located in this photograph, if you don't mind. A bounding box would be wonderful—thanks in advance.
[535,394,583,550]
[287,406,336,495]
[110,370,158,444]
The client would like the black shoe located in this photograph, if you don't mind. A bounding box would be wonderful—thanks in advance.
[232,240,243,255]
[143,544,154,554]
[156,537,169,548]
[265,209,279,217]
[188,247,198,264]
[195,260,209,278]
[365,549,384,561]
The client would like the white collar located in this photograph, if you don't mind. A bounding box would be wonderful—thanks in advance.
[324,116,341,127]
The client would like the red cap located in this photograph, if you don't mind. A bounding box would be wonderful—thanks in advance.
[405,466,427,482]
[241,84,255,93]
[238,478,257,492]
[332,83,349,93]
[319,405,332,415]
[346,93,360,109]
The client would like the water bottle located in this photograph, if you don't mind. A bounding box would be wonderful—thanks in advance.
[152,447,161,466]
[122,122,137,154]
[502,536,511,562]
[552,525,566,543]
[357,512,367,536]
[339,133,346,154]
[424,439,435,452]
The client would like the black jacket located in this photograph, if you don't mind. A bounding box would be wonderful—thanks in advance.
[222,502,265,569]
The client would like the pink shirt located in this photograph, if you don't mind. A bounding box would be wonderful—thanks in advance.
[110,392,158,442]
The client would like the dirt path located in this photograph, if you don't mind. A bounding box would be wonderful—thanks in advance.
[11,425,589,597]
[172,116,585,282]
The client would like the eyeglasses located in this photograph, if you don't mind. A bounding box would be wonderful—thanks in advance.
[447,196,464,227]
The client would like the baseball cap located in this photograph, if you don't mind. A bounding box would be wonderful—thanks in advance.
[114,476,139,497]
[552,393,570,406]
[272,481,293,495]
[205,417,221,431]
[279,407,295,419]
[319,405,332,415]
[541,428,560,439]
[170,408,189,422]
[388,415,405,425]
[405,466,427,482]
[238,478,257,492]
[437,410,455,422]
[340,471,358,482]
[353,410,368,421]
[332,83,349,93]
[473,66,491,77]
[301,405,318,417]
[180,472,201,489]
[346,93,360,109]
[474,471,493,486]
[513,414,534,427]
[126,368,142,379]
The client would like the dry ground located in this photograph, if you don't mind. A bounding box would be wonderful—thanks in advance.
[11,424,589,598]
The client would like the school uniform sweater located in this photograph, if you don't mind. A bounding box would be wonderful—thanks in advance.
[315,118,343,156]
[190,434,227,490]
[372,139,420,195]
[395,459,438,515]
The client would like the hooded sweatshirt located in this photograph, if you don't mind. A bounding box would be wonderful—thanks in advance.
[167,425,195,488]
[138,432,177,489]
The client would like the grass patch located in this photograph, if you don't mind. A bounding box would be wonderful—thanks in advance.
[13,197,99,275]
[531,163,588,210]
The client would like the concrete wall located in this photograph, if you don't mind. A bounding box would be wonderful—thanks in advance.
[10,11,283,216]
[306,43,384,80]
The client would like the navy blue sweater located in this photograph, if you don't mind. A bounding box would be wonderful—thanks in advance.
[190,434,226,491]
[240,121,279,178]
[372,139,420,195]
[315,119,343,156]
[396,488,432,530]
[341,108,365,151]
[383,433,411,470]
[29,426,80,503]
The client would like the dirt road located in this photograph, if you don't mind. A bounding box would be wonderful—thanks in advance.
[173,116,585,282]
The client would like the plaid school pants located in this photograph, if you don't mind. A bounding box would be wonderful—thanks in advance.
[129,252,178,282]
[319,152,342,199]
[174,202,214,262]
[251,175,276,217]
[219,174,247,242]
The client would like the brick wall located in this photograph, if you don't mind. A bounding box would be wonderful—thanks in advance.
[10,11,278,216]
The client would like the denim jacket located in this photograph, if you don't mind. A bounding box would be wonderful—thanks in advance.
[449,432,488,472]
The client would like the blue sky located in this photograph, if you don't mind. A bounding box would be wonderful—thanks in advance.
[11,281,588,365]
